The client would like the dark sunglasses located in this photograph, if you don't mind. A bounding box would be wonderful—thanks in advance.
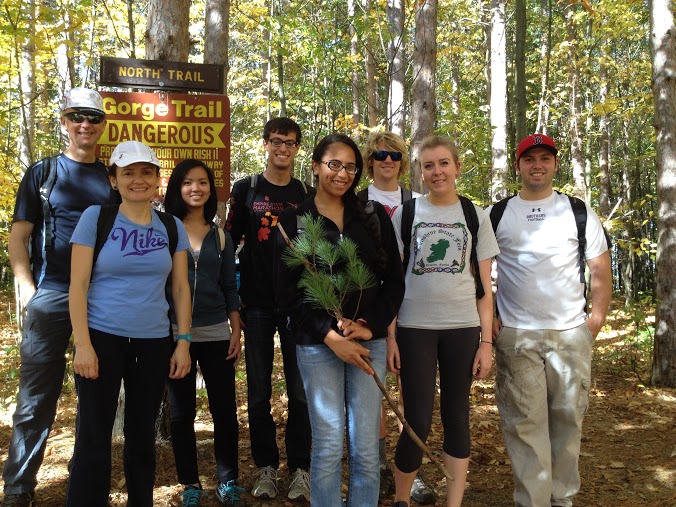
[373,150,403,161]
[65,112,105,125]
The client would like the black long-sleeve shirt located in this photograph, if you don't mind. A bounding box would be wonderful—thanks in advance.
[275,197,404,346]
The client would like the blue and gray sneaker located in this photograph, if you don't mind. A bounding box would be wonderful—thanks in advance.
[179,485,203,506]
[216,479,246,506]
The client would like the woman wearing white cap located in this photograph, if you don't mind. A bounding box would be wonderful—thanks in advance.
[65,140,192,507]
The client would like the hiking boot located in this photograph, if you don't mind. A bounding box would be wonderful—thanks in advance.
[410,474,435,505]
[216,480,245,506]
[179,485,202,507]
[2,493,33,507]
[378,466,394,501]
[287,468,310,501]
[251,466,278,499]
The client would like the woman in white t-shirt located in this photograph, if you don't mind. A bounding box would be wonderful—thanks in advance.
[389,136,499,507]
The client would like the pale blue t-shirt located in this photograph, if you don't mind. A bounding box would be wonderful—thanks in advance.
[71,205,190,338]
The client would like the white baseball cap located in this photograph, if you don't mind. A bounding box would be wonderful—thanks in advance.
[60,87,105,115]
[109,141,160,168]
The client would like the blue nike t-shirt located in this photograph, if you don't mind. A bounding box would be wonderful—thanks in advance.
[71,206,190,338]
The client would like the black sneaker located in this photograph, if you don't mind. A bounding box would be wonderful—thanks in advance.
[179,485,202,506]
[2,493,34,507]
[410,474,435,505]
[216,479,246,506]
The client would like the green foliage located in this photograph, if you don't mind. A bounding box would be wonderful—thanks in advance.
[283,213,376,320]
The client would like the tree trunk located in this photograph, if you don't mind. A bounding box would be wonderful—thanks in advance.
[598,52,611,217]
[145,0,190,61]
[387,0,406,136]
[650,0,676,387]
[349,0,361,126]
[565,2,586,197]
[363,0,378,127]
[410,0,437,194]
[514,0,527,144]
[536,0,552,134]
[490,0,509,202]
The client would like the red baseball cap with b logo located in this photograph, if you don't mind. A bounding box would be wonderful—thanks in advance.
[516,134,558,160]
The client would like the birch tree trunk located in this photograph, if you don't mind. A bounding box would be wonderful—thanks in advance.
[363,0,378,127]
[410,0,437,194]
[514,0,527,144]
[565,3,586,197]
[387,0,406,136]
[490,0,509,202]
[650,0,676,387]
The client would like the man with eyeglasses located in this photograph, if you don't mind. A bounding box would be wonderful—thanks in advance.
[3,87,118,507]
[225,117,313,502]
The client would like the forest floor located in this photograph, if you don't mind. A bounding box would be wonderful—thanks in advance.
[0,291,674,507]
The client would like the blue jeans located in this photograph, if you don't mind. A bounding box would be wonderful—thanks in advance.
[297,339,386,507]
[243,306,311,470]
[3,288,71,496]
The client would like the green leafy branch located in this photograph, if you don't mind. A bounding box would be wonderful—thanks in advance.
[280,213,376,322]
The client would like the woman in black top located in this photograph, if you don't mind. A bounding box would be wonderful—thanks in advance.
[276,134,404,507]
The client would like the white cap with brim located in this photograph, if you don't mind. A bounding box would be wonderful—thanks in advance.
[61,87,105,116]
[109,141,160,168]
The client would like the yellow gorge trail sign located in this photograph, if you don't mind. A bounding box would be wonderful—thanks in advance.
[97,91,231,201]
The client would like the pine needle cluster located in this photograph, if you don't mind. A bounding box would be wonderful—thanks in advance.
[281,213,376,320]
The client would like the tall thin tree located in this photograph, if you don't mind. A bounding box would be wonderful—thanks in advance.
[490,0,509,202]
[650,0,676,387]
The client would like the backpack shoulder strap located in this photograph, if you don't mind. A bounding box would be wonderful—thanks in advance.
[401,198,417,272]
[245,174,259,210]
[400,187,413,203]
[39,156,59,251]
[93,205,120,266]
[459,195,485,299]
[363,200,381,238]
[489,195,515,234]
[154,210,179,257]
[563,192,588,284]
[357,188,369,202]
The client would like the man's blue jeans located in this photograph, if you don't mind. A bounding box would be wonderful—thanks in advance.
[3,288,71,496]
[243,306,311,470]
[296,339,386,507]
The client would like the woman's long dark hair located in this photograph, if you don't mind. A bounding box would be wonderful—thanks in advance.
[312,134,387,271]
[165,159,218,222]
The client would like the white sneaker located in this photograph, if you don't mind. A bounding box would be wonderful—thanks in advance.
[287,468,310,501]
[251,466,278,499]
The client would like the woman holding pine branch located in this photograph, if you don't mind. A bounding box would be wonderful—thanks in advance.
[275,134,404,507]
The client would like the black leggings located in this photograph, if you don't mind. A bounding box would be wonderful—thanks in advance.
[394,326,479,473]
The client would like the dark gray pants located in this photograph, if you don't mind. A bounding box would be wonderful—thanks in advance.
[3,288,71,496]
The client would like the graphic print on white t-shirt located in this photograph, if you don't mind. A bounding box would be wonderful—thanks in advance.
[411,221,468,275]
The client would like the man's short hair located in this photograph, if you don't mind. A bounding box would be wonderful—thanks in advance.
[263,117,302,144]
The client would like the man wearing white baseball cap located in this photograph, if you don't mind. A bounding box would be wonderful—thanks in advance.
[3,87,117,507]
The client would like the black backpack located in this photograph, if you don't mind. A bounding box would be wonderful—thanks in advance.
[400,195,485,299]
[38,156,59,251]
[93,205,178,265]
[489,191,612,310]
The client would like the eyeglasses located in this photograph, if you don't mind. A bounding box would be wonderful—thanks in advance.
[322,160,359,175]
[65,112,105,125]
[268,137,299,148]
[373,150,403,161]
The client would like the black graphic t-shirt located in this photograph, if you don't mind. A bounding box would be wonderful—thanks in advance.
[226,174,310,307]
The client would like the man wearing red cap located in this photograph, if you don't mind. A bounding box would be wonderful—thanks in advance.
[3,88,118,507]
[490,134,612,507]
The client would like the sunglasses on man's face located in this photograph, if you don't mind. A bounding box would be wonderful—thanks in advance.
[65,112,105,125]
[373,150,403,161]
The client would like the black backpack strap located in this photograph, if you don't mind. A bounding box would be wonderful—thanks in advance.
[564,194,588,284]
[93,205,120,266]
[363,200,381,238]
[357,188,369,202]
[154,210,178,257]
[401,198,416,272]
[245,174,259,210]
[39,156,59,251]
[489,195,515,234]
[400,187,413,203]
[459,195,485,299]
